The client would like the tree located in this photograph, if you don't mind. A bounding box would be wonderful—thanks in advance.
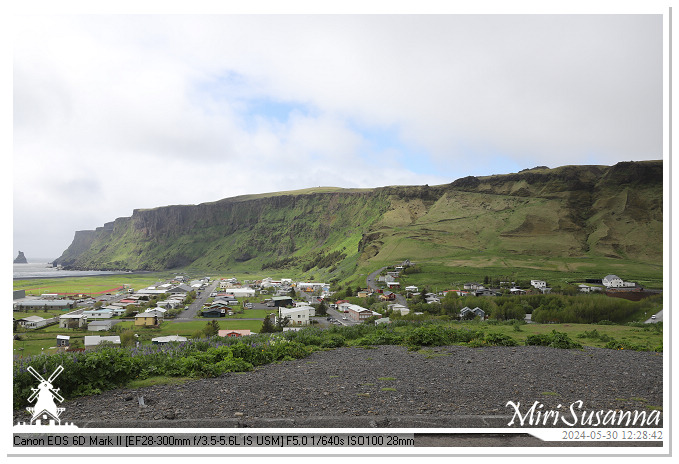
[260,315,277,333]
[316,300,328,316]
[120,329,137,347]
[203,320,220,337]
[276,315,291,330]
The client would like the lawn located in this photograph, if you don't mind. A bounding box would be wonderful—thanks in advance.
[13,273,176,296]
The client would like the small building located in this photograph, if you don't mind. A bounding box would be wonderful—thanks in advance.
[218,330,252,338]
[221,287,256,298]
[87,320,115,332]
[59,314,87,328]
[17,316,49,329]
[134,313,159,326]
[84,335,121,350]
[151,335,188,344]
[279,306,314,326]
[82,309,113,319]
[375,317,391,325]
[405,286,418,293]
[388,303,409,316]
[346,304,377,323]
[460,306,486,319]
[201,307,225,318]
[270,296,293,307]
[56,335,70,347]
[14,299,76,311]
[531,280,547,289]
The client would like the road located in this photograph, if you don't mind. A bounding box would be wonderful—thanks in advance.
[644,309,663,324]
[366,266,408,307]
[175,280,220,320]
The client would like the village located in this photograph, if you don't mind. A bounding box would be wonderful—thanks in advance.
[12,257,652,355]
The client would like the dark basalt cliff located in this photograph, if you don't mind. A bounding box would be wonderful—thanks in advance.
[53,161,663,278]
[13,251,28,264]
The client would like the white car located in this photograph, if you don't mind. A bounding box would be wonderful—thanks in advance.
[651,315,656,319]
[342,317,347,320]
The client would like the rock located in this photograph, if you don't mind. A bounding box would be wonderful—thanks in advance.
[14,251,27,264]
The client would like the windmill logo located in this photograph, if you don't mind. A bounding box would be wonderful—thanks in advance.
[14,365,78,428]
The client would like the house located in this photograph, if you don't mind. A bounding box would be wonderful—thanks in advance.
[218,330,252,338]
[13,299,76,311]
[405,286,418,293]
[201,307,225,318]
[602,275,636,288]
[84,335,121,350]
[82,309,113,319]
[460,307,486,319]
[346,304,379,323]
[375,317,391,325]
[531,280,547,289]
[167,284,193,294]
[425,293,440,304]
[510,287,526,295]
[388,303,410,316]
[357,291,370,298]
[59,314,87,329]
[56,335,70,347]
[143,307,167,320]
[379,290,397,301]
[270,296,293,307]
[151,335,188,344]
[87,320,116,332]
[222,287,256,298]
[17,316,49,329]
[385,281,401,289]
[134,313,160,326]
[463,283,483,291]
[279,306,314,326]
[475,289,501,297]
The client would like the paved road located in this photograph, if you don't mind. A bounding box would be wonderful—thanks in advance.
[174,281,220,320]
[644,309,663,324]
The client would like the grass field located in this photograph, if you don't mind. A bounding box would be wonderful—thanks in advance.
[13,273,177,296]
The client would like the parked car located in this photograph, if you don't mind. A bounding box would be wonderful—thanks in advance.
[651,315,656,319]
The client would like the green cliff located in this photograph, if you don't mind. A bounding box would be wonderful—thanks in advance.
[54,161,663,283]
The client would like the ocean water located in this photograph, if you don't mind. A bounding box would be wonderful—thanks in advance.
[13,262,123,280]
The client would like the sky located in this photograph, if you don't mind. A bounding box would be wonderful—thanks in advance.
[9,5,666,260]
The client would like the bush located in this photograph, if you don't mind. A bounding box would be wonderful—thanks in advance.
[525,330,582,349]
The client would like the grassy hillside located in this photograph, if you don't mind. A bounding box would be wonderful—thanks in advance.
[55,161,663,287]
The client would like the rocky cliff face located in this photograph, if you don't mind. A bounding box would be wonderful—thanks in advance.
[13,251,28,264]
[53,161,663,278]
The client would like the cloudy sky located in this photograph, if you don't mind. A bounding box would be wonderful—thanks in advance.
[11,9,665,260]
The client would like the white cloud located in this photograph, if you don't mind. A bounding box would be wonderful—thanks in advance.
[12,13,664,258]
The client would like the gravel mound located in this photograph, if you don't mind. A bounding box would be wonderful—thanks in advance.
[15,345,663,428]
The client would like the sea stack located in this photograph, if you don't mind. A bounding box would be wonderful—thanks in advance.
[14,251,28,264]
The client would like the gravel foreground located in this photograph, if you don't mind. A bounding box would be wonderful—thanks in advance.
[14,345,664,431]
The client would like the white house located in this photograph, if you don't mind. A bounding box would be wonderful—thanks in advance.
[460,307,486,319]
[87,320,115,332]
[279,306,314,326]
[84,335,121,350]
[602,275,635,288]
[17,316,50,329]
[531,280,547,289]
[152,335,188,344]
[141,307,167,320]
[388,303,410,316]
[221,287,256,298]
[59,314,87,328]
[405,286,419,293]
